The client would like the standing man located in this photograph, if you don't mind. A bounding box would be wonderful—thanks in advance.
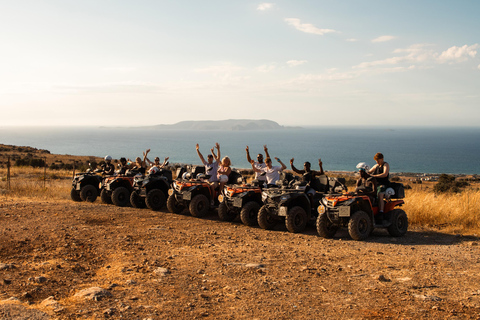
[250,157,287,187]
[196,143,220,204]
[368,153,390,217]
[246,145,270,184]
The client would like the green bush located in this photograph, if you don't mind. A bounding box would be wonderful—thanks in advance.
[433,174,469,193]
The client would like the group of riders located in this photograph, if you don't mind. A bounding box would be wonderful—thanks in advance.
[100,144,391,217]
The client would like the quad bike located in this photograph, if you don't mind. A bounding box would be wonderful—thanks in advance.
[258,174,347,233]
[70,165,110,203]
[217,180,263,226]
[100,169,140,207]
[129,166,173,210]
[167,166,242,218]
[316,182,407,241]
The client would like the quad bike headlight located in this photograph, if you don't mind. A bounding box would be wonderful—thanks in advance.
[317,204,326,214]
[168,189,174,196]
[218,194,224,203]
[262,191,269,202]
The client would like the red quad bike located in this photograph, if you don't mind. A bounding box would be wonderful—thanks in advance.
[217,179,262,226]
[167,166,242,218]
[316,182,408,241]
[100,170,139,207]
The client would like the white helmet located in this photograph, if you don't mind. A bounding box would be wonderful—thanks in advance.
[149,166,160,175]
[356,162,370,172]
[385,187,395,198]
[105,155,112,161]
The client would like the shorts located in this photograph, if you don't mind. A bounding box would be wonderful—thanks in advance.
[377,185,387,195]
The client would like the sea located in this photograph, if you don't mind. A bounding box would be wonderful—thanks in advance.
[1,126,480,175]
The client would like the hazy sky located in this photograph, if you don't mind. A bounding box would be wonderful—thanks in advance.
[1,1,479,127]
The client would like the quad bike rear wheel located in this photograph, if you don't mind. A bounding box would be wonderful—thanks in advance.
[348,210,372,241]
[218,202,236,221]
[240,201,260,226]
[70,188,82,202]
[189,194,209,217]
[100,188,112,204]
[387,209,408,237]
[130,190,146,208]
[112,187,130,207]
[146,189,166,211]
[167,195,185,214]
[80,184,98,202]
[316,212,338,238]
[286,206,308,233]
[257,205,276,230]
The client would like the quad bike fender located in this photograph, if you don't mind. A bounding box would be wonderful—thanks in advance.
[182,185,211,201]
[277,194,311,218]
[143,179,170,197]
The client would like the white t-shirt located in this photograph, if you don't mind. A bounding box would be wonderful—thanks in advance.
[261,166,283,185]
[203,160,219,182]
[253,162,267,181]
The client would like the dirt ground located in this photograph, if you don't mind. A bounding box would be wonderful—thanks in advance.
[1,197,480,320]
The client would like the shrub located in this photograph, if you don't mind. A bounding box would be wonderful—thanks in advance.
[433,174,469,193]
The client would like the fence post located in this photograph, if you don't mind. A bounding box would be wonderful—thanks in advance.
[7,156,11,190]
[44,157,47,188]
[73,160,76,178]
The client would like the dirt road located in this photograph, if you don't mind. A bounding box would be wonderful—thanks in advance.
[1,198,479,319]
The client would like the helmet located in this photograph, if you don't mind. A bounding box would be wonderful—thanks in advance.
[219,175,228,183]
[149,166,160,175]
[356,162,370,172]
[105,155,112,161]
[182,172,191,180]
[196,173,206,180]
[385,187,395,198]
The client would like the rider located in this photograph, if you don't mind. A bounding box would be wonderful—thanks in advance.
[290,158,324,193]
[368,153,390,216]
[250,156,287,187]
[144,149,169,169]
[355,162,377,199]
[246,145,270,184]
[196,143,221,203]
[102,155,115,176]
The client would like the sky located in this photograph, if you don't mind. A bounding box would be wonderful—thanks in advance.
[0,0,479,127]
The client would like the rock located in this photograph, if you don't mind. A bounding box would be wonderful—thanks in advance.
[103,308,115,316]
[74,287,113,301]
[2,279,12,285]
[0,263,14,270]
[35,276,47,283]
[0,303,50,320]
[413,294,442,301]
[377,275,391,282]
[245,263,264,269]
[154,267,170,276]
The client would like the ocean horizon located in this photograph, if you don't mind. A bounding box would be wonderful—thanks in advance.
[1,125,479,175]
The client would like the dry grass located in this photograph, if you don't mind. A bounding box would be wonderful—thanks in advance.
[2,167,480,235]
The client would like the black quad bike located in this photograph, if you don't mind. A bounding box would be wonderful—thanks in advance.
[258,175,348,233]
[129,168,173,210]
[70,166,108,203]
[217,180,263,226]
[316,183,407,241]
[167,166,242,218]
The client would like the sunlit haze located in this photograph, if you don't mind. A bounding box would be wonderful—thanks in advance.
[1,1,479,127]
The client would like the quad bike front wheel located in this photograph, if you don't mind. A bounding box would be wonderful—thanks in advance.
[189,194,209,218]
[100,189,112,204]
[146,189,166,211]
[348,210,372,241]
[257,205,277,230]
[112,187,130,207]
[167,195,185,214]
[218,202,236,222]
[316,212,338,238]
[240,201,260,226]
[80,184,98,203]
[286,206,308,233]
[130,191,146,208]
[70,188,82,202]
[387,209,408,237]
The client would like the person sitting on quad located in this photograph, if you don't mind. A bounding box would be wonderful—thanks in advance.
[246,145,270,185]
[368,153,390,216]
[216,156,232,192]
[117,157,128,175]
[144,149,169,169]
[355,162,377,200]
[290,158,324,194]
[101,155,115,176]
[251,157,286,187]
[196,143,221,201]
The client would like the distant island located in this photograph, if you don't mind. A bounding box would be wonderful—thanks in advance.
[140,119,301,131]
